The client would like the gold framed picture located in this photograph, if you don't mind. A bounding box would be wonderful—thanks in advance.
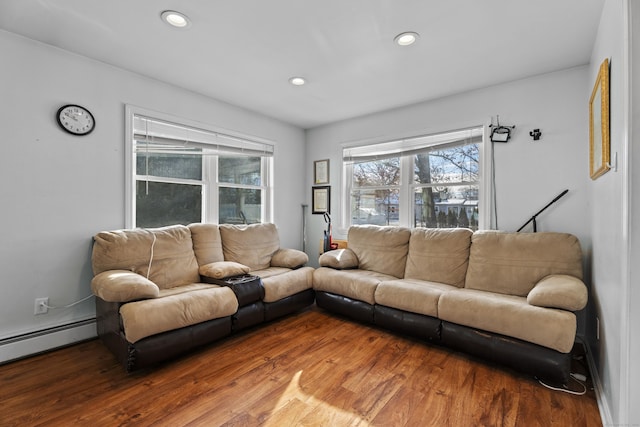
[589,58,610,180]
[314,159,330,185]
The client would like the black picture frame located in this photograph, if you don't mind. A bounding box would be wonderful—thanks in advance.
[312,186,330,214]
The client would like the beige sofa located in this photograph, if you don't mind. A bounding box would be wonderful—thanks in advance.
[313,225,588,385]
[91,223,314,371]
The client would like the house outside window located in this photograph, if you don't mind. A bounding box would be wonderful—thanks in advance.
[343,127,484,230]
[126,107,273,228]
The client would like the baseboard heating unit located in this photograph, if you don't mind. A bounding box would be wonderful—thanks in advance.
[0,318,97,364]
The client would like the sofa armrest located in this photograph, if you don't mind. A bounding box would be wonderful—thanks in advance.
[91,270,159,303]
[199,261,250,279]
[271,248,309,269]
[319,248,359,270]
[527,274,588,311]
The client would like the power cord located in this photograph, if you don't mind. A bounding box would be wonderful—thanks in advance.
[537,374,587,395]
[42,231,157,310]
[146,231,157,280]
[42,294,94,310]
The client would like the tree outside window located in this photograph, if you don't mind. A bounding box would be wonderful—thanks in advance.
[414,143,479,230]
[346,128,482,229]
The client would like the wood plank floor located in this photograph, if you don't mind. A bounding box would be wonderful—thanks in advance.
[1,306,601,427]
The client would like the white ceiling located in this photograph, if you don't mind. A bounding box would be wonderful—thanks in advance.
[0,0,604,129]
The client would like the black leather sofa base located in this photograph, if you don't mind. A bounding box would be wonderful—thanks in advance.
[315,290,374,323]
[315,291,571,385]
[375,304,441,342]
[232,289,316,330]
[233,302,265,332]
[96,297,233,371]
[265,289,315,321]
[96,288,315,372]
[440,321,570,386]
[126,318,232,371]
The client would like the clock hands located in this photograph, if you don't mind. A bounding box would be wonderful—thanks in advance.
[63,110,85,121]
[63,111,78,122]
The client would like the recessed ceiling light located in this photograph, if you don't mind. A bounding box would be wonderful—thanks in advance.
[161,10,191,28]
[289,77,306,86]
[394,31,419,46]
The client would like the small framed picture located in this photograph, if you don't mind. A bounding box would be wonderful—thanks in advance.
[314,159,330,185]
[312,186,330,214]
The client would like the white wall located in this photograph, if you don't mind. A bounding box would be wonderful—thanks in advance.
[306,66,591,264]
[629,2,640,423]
[0,30,306,349]
[587,0,635,424]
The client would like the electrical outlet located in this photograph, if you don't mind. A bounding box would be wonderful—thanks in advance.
[34,297,49,315]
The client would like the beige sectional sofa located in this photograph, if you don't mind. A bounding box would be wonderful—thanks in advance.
[313,225,588,385]
[91,222,314,371]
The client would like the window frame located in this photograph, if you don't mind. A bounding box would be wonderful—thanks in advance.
[214,155,271,224]
[125,105,274,228]
[341,126,490,231]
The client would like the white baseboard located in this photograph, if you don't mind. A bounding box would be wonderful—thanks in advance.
[585,342,613,426]
[0,319,97,364]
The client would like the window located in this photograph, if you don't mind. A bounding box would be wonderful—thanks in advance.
[343,127,485,230]
[217,156,264,224]
[350,157,400,226]
[126,107,273,228]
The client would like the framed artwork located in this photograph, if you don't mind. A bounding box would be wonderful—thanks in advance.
[314,159,330,185]
[589,58,610,180]
[312,186,330,214]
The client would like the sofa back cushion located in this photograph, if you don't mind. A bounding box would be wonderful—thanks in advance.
[404,228,472,287]
[188,223,225,266]
[348,225,411,278]
[465,231,583,296]
[92,225,200,289]
[219,223,280,271]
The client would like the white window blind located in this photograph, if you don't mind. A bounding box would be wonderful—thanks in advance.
[343,128,482,163]
[133,115,274,156]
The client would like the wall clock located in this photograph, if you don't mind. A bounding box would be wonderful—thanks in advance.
[56,104,95,135]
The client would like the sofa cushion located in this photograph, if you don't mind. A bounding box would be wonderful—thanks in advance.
[91,270,159,302]
[156,282,221,297]
[374,279,458,317]
[348,225,411,278]
[527,274,588,311]
[254,266,314,302]
[404,228,472,287]
[318,248,359,269]
[219,223,280,271]
[313,267,397,305]
[438,288,576,353]
[92,225,200,289]
[119,285,238,343]
[199,261,250,279]
[271,248,309,268]
[465,231,583,297]
[189,223,225,266]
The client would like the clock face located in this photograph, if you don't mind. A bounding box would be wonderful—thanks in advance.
[56,104,95,135]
